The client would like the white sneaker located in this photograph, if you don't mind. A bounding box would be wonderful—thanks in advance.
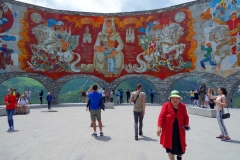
[11,126,14,131]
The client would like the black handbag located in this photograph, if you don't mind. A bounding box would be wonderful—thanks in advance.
[221,97,230,119]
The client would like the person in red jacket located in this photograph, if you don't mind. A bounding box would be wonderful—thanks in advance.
[4,88,17,131]
[157,90,189,160]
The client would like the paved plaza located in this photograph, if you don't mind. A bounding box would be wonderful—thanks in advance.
[0,104,240,160]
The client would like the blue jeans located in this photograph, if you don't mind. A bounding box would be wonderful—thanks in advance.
[200,57,216,68]
[6,109,15,127]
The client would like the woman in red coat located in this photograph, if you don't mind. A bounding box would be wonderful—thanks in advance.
[157,90,189,160]
[4,88,17,131]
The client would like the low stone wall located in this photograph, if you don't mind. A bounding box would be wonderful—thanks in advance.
[0,107,30,116]
[187,106,216,118]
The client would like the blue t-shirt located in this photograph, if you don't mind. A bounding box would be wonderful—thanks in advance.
[87,92,102,110]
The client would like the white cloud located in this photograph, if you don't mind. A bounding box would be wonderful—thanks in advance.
[16,0,194,13]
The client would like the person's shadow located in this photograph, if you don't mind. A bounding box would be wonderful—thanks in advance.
[95,136,111,142]
[139,135,158,141]
[225,140,240,144]
[6,130,19,133]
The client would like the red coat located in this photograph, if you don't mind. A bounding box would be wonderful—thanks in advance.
[4,94,17,110]
[158,102,189,152]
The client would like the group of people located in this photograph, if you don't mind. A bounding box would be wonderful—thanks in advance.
[190,82,216,109]
[81,88,156,104]
[4,83,231,160]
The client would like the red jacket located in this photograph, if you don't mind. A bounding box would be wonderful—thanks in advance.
[4,94,17,110]
[158,102,189,152]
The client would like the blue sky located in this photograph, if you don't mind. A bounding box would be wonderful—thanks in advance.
[17,0,194,13]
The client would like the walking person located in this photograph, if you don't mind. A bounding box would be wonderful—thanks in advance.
[86,85,104,137]
[130,84,146,140]
[189,90,194,105]
[46,92,52,110]
[81,90,86,103]
[120,89,123,104]
[157,90,190,160]
[208,88,215,109]
[193,90,199,106]
[126,89,131,103]
[116,90,120,104]
[207,87,231,141]
[38,90,44,104]
[198,82,206,108]
[110,90,114,103]
[150,89,155,104]
[25,89,33,104]
[4,88,17,131]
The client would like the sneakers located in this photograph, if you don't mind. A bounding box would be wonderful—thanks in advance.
[92,133,97,137]
[216,135,224,139]
[11,126,14,131]
[100,132,104,136]
[135,135,138,140]
[221,137,231,142]
[8,128,11,131]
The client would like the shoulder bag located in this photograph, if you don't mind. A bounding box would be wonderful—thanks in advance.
[133,92,140,104]
[221,97,230,119]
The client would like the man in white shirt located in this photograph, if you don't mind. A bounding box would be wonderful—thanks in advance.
[101,88,106,103]
[17,95,28,114]
[25,89,33,104]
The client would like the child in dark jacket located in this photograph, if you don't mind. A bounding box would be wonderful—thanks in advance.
[46,92,52,110]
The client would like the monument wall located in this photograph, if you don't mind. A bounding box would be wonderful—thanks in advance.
[1,0,239,82]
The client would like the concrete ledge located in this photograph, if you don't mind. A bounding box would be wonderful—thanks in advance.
[0,107,30,116]
[105,103,114,109]
[187,106,216,118]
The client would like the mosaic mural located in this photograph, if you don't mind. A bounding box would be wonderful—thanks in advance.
[1,0,240,82]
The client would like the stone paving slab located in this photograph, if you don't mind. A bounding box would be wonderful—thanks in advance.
[0,104,240,160]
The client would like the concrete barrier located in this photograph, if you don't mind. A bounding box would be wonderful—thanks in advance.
[105,103,114,109]
[0,107,30,116]
[187,106,216,118]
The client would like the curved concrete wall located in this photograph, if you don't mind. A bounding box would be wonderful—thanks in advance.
[1,0,239,82]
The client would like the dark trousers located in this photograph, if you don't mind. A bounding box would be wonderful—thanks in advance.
[6,109,15,127]
[150,96,154,103]
[48,102,51,109]
[209,100,215,109]
[133,111,144,136]
[39,97,43,104]
[102,97,105,103]
[120,96,123,104]
[127,96,130,103]
[110,98,113,102]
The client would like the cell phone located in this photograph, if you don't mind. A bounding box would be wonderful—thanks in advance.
[182,126,190,131]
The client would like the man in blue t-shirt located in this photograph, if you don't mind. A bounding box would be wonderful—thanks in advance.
[86,84,103,137]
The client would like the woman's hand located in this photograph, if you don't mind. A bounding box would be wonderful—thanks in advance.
[157,127,162,137]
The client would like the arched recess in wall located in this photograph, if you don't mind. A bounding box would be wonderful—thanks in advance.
[0,77,48,105]
[114,76,160,104]
[169,76,219,104]
[54,74,108,103]
[58,78,101,103]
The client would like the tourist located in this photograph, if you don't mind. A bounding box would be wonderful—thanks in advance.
[4,88,17,131]
[46,92,52,110]
[120,89,123,104]
[130,83,146,140]
[193,90,199,107]
[157,90,189,160]
[115,90,120,104]
[81,90,86,103]
[126,89,131,103]
[17,94,28,114]
[208,88,215,109]
[150,89,155,104]
[110,90,114,103]
[25,89,33,104]
[105,89,109,103]
[38,90,44,104]
[189,89,194,105]
[204,94,209,108]
[101,87,106,103]
[86,85,103,137]
[198,82,207,108]
[207,87,231,141]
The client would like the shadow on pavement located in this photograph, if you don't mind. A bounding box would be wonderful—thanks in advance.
[227,140,240,144]
[95,136,112,142]
[139,135,158,141]
[6,130,19,133]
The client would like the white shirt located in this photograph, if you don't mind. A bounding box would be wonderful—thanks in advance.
[18,98,28,105]
[102,90,105,97]
[25,91,32,97]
